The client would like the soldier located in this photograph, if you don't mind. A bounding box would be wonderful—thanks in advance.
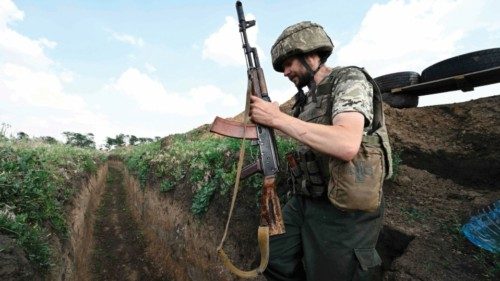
[249,22,393,281]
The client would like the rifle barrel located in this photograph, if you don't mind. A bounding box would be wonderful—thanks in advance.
[236,1,255,68]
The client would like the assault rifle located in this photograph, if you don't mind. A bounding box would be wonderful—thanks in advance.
[210,1,285,278]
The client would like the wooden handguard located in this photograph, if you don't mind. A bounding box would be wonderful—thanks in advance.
[261,176,285,235]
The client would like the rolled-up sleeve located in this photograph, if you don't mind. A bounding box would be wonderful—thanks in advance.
[330,68,373,129]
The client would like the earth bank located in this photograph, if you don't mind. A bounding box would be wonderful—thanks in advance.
[1,95,499,280]
[112,95,500,280]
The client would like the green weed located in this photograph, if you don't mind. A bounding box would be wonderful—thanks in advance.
[441,216,463,244]
[114,133,297,217]
[401,206,427,222]
[391,150,403,180]
[0,137,105,271]
[472,249,500,279]
[160,180,174,193]
[0,213,52,272]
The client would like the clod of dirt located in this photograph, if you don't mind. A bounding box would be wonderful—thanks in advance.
[0,235,38,281]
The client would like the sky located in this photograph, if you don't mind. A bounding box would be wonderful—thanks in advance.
[1,0,499,147]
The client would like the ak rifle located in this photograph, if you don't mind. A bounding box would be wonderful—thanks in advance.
[210,1,285,278]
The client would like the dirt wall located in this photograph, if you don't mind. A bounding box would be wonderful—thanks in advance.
[48,163,109,281]
[116,161,244,281]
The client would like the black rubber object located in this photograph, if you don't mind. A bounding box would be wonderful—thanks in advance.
[421,48,500,82]
[374,71,420,93]
[381,92,418,109]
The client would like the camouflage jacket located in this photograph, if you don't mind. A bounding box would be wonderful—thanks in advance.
[289,66,393,198]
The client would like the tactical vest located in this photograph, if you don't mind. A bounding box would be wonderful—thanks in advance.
[288,66,393,211]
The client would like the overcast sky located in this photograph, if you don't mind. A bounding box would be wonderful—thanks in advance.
[1,0,499,146]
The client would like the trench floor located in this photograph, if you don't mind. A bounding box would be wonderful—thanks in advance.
[90,165,167,281]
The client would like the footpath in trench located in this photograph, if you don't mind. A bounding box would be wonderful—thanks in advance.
[90,164,167,281]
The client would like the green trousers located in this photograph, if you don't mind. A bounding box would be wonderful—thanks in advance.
[263,196,383,281]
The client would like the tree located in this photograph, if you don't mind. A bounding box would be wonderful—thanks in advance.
[39,136,58,144]
[114,134,126,147]
[129,135,139,146]
[105,133,133,149]
[17,132,29,140]
[138,137,153,144]
[105,137,116,149]
[62,131,95,148]
[104,134,157,149]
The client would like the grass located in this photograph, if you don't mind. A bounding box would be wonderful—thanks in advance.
[473,250,500,279]
[390,149,403,180]
[440,212,499,279]
[0,213,52,271]
[400,206,428,222]
[0,137,105,272]
[113,133,297,217]
[160,180,174,193]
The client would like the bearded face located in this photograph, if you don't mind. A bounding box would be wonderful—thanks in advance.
[284,56,314,89]
[297,71,313,88]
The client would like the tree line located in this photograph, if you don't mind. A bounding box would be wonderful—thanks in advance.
[1,124,159,150]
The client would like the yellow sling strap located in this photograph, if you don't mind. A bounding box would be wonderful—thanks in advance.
[216,80,269,278]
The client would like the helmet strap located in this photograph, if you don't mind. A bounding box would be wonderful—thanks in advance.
[292,56,323,117]
[297,55,323,103]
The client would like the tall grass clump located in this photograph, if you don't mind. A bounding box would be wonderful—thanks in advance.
[115,133,297,217]
[0,138,105,272]
[119,140,162,187]
[390,149,403,180]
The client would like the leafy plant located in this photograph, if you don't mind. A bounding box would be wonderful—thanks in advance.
[0,213,52,272]
[160,180,174,193]
[401,206,428,222]
[0,137,105,270]
[114,133,297,217]
[391,149,403,180]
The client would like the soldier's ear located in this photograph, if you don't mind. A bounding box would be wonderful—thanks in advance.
[304,53,321,66]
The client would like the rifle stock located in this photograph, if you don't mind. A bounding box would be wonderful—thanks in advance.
[261,176,285,235]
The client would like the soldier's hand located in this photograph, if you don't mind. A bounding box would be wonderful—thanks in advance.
[249,95,281,127]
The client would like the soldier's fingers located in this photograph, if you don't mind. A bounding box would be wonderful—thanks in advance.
[250,95,260,102]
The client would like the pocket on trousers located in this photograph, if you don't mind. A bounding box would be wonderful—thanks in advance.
[354,248,382,271]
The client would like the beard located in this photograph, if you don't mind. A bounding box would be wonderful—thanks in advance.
[296,72,312,89]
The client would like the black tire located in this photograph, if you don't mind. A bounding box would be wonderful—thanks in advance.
[421,48,500,82]
[381,92,418,109]
[374,71,420,93]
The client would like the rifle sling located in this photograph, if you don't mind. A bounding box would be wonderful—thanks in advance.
[216,79,270,278]
[217,226,269,278]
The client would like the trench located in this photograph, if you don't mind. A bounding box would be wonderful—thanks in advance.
[401,148,499,189]
[58,161,414,281]
[90,163,166,281]
[376,226,415,277]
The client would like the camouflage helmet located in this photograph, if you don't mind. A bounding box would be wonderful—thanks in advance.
[271,21,334,72]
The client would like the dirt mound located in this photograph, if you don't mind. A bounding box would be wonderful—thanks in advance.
[379,95,500,280]
[385,95,500,188]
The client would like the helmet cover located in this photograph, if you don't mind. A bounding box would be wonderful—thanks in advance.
[271,21,334,72]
